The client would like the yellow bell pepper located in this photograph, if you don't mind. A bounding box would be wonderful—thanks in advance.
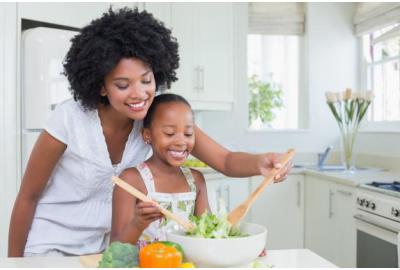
[139,242,182,268]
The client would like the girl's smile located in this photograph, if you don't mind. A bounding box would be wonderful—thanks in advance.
[143,101,195,167]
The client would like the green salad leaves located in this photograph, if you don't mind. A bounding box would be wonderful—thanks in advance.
[186,211,246,239]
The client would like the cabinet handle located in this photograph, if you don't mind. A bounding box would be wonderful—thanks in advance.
[329,189,334,219]
[199,66,204,91]
[224,185,230,211]
[297,181,301,208]
[194,66,200,91]
[337,189,352,196]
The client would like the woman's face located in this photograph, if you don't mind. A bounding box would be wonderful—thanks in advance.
[143,102,195,167]
[101,58,156,120]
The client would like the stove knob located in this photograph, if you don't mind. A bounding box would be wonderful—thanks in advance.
[370,202,376,210]
[360,199,365,206]
[365,201,370,208]
[392,208,400,217]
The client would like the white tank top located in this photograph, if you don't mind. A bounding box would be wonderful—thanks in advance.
[135,162,196,249]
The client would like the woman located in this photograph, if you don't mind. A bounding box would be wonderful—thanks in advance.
[8,7,292,257]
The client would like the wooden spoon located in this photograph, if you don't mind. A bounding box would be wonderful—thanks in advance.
[227,149,295,226]
[112,176,196,232]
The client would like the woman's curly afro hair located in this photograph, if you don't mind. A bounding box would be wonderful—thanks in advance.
[63,7,179,110]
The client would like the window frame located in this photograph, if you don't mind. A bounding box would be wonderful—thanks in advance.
[246,34,309,132]
[358,32,400,133]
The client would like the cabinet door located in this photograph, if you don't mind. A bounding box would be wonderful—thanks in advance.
[250,175,304,249]
[205,179,223,214]
[305,176,336,263]
[333,184,356,267]
[169,3,197,101]
[143,2,171,28]
[193,3,234,104]
[18,3,137,28]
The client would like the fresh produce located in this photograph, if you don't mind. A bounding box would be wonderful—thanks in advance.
[139,242,182,268]
[98,241,138,268]
[157,241,184,258]
[181,262,196,268]
[182,159,208,168]
[186,211,247,239]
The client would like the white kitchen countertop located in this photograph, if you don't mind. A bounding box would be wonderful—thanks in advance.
[0,249,336,268]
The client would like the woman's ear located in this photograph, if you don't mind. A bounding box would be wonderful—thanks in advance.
[142,128,151,145]
[100,86,107,97]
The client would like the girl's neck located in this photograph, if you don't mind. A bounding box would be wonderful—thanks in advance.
[97,104,133,131]
[146,156,182,175]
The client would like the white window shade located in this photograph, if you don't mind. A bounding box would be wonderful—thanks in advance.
[248,3,305,35]
[354,2,400,36]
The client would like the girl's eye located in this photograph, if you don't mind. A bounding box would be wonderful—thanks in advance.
[116,84,129,90]
[164,133,174,137]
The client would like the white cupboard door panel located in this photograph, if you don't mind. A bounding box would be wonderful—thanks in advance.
[250,175,304,249]
[170,3,197,100]
[194,3,233,103]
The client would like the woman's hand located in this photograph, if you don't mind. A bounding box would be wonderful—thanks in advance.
[258,152,293,183]
[131,201,164,231]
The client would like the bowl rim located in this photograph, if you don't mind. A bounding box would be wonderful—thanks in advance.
[166,222,267,240]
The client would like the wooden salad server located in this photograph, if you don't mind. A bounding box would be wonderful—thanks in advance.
[112,176,196,232]
[227,149,295,226]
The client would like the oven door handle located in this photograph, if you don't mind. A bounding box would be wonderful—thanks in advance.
[354,214,398,234]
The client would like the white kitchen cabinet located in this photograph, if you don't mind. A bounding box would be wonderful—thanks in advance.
[142,2,171,28]
[205,175,250,216]
[169,3,234,111]
[18,2,138,28]
[249,175,305,249]
[0,3,18,258]
[305,175,356,267]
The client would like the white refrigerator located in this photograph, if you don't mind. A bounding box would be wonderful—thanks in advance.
[22,27,78,170]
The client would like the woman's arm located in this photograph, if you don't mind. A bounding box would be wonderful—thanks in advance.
[190,169,211,216]
[192,126,291,180]
[111,169,163,244]
[8,131,66,257]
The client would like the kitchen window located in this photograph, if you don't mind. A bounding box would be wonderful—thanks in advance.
[247,3,305,130]
[355,3,400,132]
[361,24,400,128]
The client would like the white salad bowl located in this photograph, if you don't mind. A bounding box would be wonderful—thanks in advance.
[166,222,267,267]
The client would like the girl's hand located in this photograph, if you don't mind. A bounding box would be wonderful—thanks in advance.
[258,152,293,183]
[131,201,164,231]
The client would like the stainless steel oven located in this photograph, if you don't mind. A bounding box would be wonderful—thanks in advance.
[355,183,400,268]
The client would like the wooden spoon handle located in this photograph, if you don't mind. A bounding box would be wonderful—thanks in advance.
[247,149,295,206]
[112,176,195,231]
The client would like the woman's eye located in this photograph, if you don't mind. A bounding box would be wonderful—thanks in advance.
[142,80,152,84]
[185,133,193,137]
[116,84,129,90]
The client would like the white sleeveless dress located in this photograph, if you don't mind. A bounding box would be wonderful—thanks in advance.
[135,162,196,248]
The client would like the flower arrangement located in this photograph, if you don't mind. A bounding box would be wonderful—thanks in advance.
[325,88,374,170]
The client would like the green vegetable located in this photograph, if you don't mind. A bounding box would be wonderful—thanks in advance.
[98,241,138,268]
[186,211,247,239]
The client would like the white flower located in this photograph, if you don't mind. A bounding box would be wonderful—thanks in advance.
[365,90,374,102]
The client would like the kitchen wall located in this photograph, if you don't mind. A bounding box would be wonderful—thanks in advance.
[201,3,359,162]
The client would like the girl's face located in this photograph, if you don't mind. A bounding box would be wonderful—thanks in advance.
[101,58,156,120]
[143,102,195,167]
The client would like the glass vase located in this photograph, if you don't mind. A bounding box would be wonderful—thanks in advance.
[340,129,357,172]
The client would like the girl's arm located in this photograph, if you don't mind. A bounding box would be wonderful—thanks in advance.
[8,131,66,257]
[192,126,291,180]
[111,169,163,244]
[191,170,210,216]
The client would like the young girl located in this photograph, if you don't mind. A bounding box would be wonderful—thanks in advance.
[111,93,210,246]
[8,7,291,257]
